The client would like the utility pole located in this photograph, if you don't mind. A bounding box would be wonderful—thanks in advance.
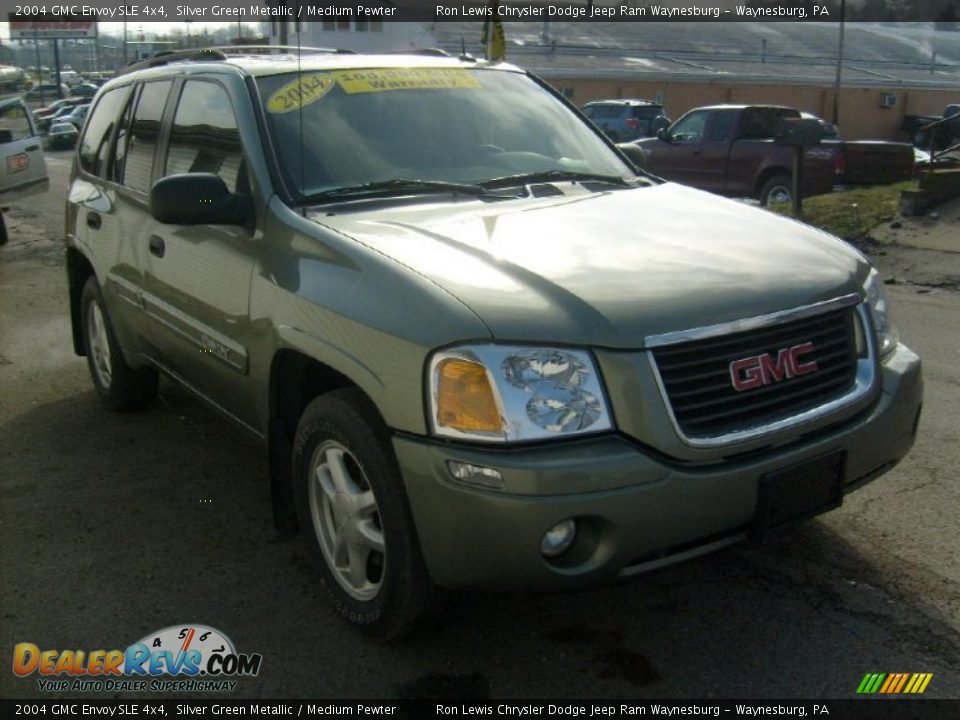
[832,0,846,126]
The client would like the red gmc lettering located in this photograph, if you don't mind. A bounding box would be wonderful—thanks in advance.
[729,342,818,391]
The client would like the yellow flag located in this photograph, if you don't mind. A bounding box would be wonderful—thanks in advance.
[481,0,506,62]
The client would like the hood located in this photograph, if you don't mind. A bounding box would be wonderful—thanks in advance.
[308,182,867,349]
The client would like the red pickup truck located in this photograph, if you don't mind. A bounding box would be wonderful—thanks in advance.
[621,105,914,205]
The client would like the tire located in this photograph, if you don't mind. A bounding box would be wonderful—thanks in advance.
[0,209,7,247]
[80,276,158,411]
[293,388,447,640]
[760,174,793,207]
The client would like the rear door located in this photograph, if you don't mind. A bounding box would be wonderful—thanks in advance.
[69,83,152,354]
[0,98,48,202]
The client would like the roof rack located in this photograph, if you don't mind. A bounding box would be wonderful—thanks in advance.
[119,48,227,75]
[210,45,354,56]
[116,45,354,77]
[392,48,451,57]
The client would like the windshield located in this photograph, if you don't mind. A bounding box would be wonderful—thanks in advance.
[255,67,634,201]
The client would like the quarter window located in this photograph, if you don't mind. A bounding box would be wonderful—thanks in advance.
[122,81,172,194]
[78,87,130,176]
[0,103,33,141]
[163,81,245,193]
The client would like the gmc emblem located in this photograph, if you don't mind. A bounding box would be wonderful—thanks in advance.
[729,342,819,392]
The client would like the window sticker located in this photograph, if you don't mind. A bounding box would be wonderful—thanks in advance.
[266,74,337,114]
[334,68,482,95]
[265,69,481,113]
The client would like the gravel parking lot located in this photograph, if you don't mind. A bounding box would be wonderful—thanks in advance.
[1,151,958,700]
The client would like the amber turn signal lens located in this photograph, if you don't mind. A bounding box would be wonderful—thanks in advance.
[435,358,503,434]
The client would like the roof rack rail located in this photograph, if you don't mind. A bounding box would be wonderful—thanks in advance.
[116,45,355,76]
[118,48,228,76]
[393,48,451,57]
[209,45,355,56]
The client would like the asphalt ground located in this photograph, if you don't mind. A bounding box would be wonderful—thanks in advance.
[1,151,958,701]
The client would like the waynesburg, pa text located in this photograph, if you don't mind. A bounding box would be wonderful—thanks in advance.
[434,705,829,717]
[435,4,834,19]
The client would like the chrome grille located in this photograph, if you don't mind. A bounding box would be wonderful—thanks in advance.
[651,305,860,439]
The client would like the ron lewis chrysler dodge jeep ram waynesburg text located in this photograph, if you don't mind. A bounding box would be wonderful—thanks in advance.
[65,48,922,639]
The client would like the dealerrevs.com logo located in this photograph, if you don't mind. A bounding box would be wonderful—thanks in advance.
[13,624,262,693]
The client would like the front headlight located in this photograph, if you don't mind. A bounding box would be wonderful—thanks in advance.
[864,268,900,358]
[428,345,613,442]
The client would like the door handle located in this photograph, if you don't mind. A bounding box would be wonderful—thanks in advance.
[86,212,101,230]
[25,144,40,152]
[148,235,165,258]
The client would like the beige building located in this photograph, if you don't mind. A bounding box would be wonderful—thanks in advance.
[433,21,960,141]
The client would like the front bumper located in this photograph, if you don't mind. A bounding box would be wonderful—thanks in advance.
[394,344,922,590]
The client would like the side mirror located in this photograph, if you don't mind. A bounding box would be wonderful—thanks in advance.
[0,129,13,144]
[656,127,670,142]
[149,173,251,226]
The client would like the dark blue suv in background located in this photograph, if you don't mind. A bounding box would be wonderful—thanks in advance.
[581,99,671,142]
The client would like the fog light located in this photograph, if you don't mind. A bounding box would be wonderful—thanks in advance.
[446,461,504,490]
[541,519,577,558]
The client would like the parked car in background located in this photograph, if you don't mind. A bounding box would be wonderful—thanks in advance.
[64,105,90,130]
[581,99,670,142]
[46,121,79,150]
[621,104,836,205]
[800,111,839,139]
[900,104,960,149]
[0,96,49,244]
[70,83,100,99]
[65,50,921,638]
[23,84,70,103]
[622,105,914,205]
[59,70,83,87]
[801,111,915,186]
[33,98,86,131]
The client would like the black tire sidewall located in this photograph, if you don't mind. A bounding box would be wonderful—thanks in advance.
[292,390,435,638]
[761,175,792,206]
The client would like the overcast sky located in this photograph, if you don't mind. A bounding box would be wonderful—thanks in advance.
[1,22,259,43]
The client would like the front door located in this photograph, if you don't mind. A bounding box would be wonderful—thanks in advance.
[140,78,259,429]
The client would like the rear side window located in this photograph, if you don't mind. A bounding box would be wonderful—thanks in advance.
[739,108,799,139]
[633,106,664,119]
[78,87,129,176]
[163,81,245,193]
[0,103,33,140]
[122,81,172,194]
[587,105,626,120]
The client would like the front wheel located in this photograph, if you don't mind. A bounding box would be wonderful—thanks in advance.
[760,174,793,207]
[293,388,447,640]
[80,276,158,411]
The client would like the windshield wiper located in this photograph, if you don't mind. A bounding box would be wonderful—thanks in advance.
[479,170,637,189]
[303,178,516,204]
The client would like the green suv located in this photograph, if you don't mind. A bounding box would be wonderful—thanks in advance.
[65,48,922,638]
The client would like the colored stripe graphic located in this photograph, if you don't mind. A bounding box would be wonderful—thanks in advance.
[857,673,885,693]
[857,672,932,694]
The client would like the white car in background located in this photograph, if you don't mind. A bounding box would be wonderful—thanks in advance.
[0,97,50,245]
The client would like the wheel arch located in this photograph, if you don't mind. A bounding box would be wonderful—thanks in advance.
[755,166,791,199]
[266,348,388,537]
[66,247,96,356]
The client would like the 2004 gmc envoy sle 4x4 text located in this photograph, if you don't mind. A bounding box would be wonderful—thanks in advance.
[64,48,923,639]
